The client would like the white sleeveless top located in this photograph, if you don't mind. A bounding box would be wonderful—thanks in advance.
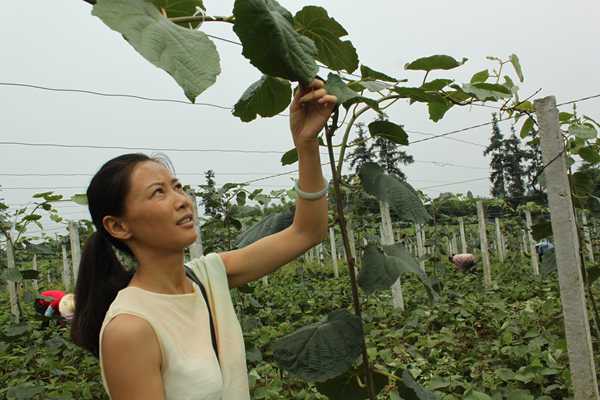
[99,253,250,400]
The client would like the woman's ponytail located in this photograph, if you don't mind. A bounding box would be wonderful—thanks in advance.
[71,231,133,357]
[69,153,167,358]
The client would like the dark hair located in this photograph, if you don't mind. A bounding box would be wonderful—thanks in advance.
[71,153,169,357]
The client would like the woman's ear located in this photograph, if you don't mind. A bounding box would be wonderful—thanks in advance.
[102,215,132,241]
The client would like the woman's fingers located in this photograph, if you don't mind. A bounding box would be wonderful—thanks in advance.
[299,88,326,103]
[317,95,337,105]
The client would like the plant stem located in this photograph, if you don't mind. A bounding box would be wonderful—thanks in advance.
[324,116,376,400]
[169,15,235,24]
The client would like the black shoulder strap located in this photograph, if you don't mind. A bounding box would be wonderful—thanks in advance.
[184,265,220,366]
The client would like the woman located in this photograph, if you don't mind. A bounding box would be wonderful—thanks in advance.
[70,79,336,400]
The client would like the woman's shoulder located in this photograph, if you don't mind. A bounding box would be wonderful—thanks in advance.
[187,252,228,284]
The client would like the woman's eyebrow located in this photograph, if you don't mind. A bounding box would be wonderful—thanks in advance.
[145,178,180,190]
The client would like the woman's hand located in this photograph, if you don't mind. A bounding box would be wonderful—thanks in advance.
[289,79,337,148]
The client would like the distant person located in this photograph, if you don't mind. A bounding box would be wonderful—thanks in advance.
[449,253,477,272]
[535,239,554,262]
[35,289,70,327]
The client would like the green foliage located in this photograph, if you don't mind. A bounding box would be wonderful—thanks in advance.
[236,209,294,248]
[232,0,318,85]
[293,6,358,73]
[367,121,408,145]
[233,75,292,122]
[404,55,467,72]
[92,0,220,102]
[358,163,430,224]
[272,309,363,382]
[360,65,400,83]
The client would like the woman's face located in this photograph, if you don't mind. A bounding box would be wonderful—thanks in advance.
[120,161,197,253]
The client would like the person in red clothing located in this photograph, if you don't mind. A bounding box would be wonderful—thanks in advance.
[35,290,66,328]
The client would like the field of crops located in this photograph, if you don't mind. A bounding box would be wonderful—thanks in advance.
[2,250,589,399]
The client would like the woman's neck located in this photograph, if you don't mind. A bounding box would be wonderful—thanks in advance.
[129,250,193,295]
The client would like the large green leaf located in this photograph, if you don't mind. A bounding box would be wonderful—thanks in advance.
[579,146,600,164]
[358,244,437,298]
[70,194,88,206]
[405,55,467,72]
[232,75,292,122]
[460,82,512,101]
[233,0,318,84]
[368,121,408,145]
[315,365,388,400]
[470,69,489,83]
[324,73,380,111]
[569,123,597,139]
[428,99,453,122]
[281,148,299,165]
[93,0,220,103]
[360,65,399,82]
[520,117,535,139]
[272,309,363,382]
[293,6,358,73]
[358,244,402,294]
[358,163,430,224]
[236,209,294,247]
[420,79,453,91]
[510,54,524,82]
[92,0,221,102]
[383,244,438,300]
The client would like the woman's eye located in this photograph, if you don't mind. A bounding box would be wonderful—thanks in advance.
[153,188,164,196]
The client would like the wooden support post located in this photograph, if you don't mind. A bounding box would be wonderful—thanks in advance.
[459,217,467,253]
[525,210,540,275]
[5,234,20,323]
[31,254,39,292]
[521,229,529,256]
[415,223,425,270]
[62,243,72,291]
[477,201,492,288]
[317,243,324,266]
[536,95,599,399]
[451,232,458,255]
[581,211,595,264]
[329,228,339,278]
[380,201,404,310]
[68,221,81,284]
[187,192,204,259]
[495,218,505,262]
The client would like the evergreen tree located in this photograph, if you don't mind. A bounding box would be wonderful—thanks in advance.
[503,126,528,198]
[524,127,544,194]
[347,122,376,174]
[199,170,221,219]
[484,113,507,197]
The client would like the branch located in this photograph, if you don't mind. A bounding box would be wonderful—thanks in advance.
[169,15,235,24]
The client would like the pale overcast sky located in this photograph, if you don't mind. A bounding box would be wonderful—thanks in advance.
[1,0,599,237]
